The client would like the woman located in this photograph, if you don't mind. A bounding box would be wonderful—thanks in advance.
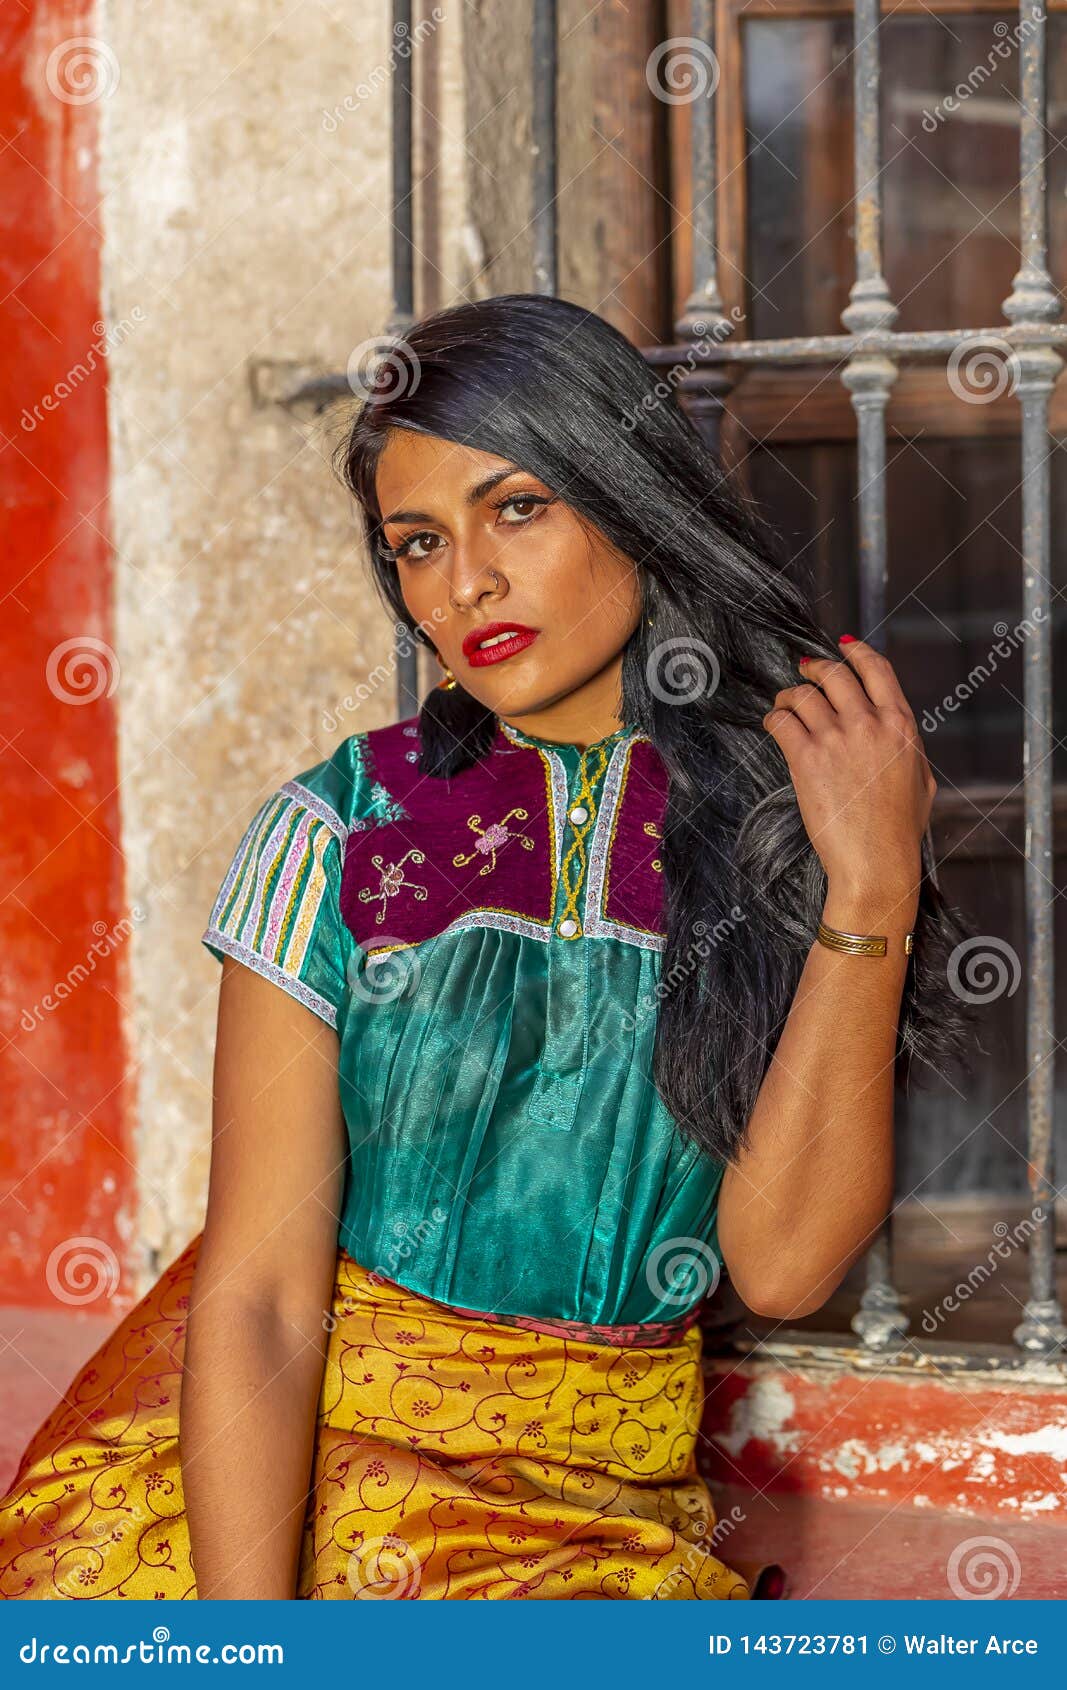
[0,293,972,1601]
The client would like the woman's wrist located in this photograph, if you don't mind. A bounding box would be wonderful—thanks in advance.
[822,867,920,938]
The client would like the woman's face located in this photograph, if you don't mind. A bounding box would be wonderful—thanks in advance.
[375,427,642,738]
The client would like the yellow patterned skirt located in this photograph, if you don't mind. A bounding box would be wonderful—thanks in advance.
[0,1232,784,1600]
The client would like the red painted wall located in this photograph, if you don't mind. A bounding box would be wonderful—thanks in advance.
[0,3,135,1308]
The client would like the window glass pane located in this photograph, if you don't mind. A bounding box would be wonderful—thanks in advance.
[743,12,1027,337]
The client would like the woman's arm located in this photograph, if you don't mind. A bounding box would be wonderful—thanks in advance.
[179,957,348,1598]
[716,635,935,1321]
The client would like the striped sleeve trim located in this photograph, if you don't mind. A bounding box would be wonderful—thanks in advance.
[279,779,347,844]
[200,930,339,1028]
[202,790,342,1027]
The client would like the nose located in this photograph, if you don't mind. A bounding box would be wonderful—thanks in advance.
[447,549,506,615]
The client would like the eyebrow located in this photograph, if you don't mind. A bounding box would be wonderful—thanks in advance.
[382,465,532,526]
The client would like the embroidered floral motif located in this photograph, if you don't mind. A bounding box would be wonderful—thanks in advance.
[341,718,668,954]
[452,808,536,876]
[358,848,428,925]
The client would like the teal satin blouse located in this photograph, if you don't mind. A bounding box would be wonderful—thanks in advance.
[202,711,728,1332]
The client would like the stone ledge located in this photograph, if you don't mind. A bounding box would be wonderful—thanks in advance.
[701,1350,1067,1520]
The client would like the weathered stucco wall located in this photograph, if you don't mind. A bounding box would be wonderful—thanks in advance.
[99,0,475,1284]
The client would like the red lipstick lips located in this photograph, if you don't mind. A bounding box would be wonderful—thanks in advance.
[462,622,540,667]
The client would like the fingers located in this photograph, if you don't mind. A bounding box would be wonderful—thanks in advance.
[761,703,809,757]
[769,679,838,734]
[797,650,874,716]
[765,633,918,749]
[829,635,914,716]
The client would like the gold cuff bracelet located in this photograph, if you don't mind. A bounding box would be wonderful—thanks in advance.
[816,919,914,958]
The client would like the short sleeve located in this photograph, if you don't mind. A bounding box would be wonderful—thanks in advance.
[201,779,351,1029]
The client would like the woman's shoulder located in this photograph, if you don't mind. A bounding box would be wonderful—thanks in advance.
[199,717,422,1026]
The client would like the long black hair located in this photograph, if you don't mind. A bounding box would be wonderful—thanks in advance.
[331,292,975,1167]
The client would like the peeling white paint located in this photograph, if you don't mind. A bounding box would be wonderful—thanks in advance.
[715,1376,801,1457]
[978,1425,1067,1463]
[816,1439,914,1479]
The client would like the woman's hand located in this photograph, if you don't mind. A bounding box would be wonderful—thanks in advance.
[761,634,935,915]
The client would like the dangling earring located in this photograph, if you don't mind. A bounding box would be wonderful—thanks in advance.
[434,650,458,691]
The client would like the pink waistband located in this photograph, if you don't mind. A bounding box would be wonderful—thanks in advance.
[342,1252,704,1348]
[437,1296,705,1348]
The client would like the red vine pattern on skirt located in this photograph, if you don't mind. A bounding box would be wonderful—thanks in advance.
[0,1232,784,1600]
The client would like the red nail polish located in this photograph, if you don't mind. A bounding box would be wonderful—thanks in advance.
[839,634,857,644]
[798,656,810,666]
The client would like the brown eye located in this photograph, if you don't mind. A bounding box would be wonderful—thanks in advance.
[497,494,548,523]
[396,531,441,563]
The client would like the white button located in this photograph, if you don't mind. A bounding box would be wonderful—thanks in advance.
[558,917,579,937]
[569,805,589,825]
